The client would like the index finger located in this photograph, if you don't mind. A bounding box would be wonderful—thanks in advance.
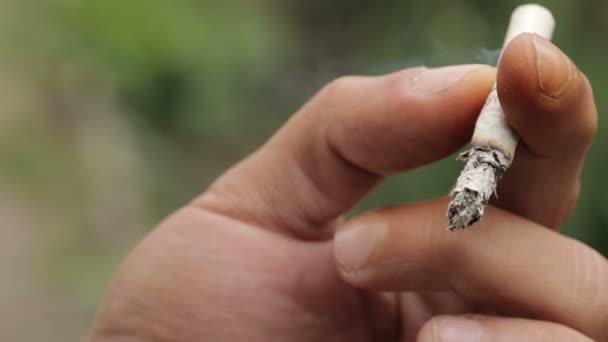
[196,65,495,238]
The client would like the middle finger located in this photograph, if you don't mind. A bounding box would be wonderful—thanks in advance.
[333,198,608,340]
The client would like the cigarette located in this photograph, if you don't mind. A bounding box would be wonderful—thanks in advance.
[447,4,555,231]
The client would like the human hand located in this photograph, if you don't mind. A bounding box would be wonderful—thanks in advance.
[87,34,607,341]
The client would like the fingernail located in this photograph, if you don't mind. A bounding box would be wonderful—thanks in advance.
[410,65,482,95]
[334,218,387,272]
[434,316,482,342]
[533,34,573,99]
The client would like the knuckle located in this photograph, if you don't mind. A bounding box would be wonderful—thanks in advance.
[574,73,598,144]
[553,182,580,225]
[568,71,598,146]
[582,116,598,145]
[389,75,427,111]
[394,89,426,115]
[323,75,364,98]
[579,69,594,98]
[577,118,597,150]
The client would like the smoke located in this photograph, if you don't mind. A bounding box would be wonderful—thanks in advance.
[366,47,503,75]
[423,47,503,67]
[473,48,503,66]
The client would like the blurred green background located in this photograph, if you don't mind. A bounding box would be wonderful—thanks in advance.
[1,0,606,340]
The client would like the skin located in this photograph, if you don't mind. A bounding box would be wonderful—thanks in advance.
[87,34,607,341]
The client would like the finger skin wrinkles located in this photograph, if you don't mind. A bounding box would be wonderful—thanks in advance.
[572,244,608,340]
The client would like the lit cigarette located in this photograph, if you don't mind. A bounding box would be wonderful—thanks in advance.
[447,4,556,231]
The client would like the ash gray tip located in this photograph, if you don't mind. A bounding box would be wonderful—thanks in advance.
[447,147,510,231]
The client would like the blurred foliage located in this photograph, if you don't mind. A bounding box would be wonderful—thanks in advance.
[0,0,606,340]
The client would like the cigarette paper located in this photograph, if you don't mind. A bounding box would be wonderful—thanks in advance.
[448,4,556,231]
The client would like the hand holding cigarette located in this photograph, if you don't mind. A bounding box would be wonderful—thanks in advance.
[88,6,606,341]
[448,4,557,230]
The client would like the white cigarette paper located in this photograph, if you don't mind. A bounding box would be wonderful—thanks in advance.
[472,4,556,161]
[448,4,556,230]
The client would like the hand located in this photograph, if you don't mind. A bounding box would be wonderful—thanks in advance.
[87,34,607,341]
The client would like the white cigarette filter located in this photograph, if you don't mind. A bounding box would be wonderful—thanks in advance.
[470,4,555,162]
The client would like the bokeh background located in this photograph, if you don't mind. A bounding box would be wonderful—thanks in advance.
[1,0,606,340]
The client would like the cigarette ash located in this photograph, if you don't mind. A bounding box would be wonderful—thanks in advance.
[447,146,509,231]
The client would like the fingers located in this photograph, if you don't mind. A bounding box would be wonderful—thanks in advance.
[495,33,598,228]
[417,315,593,342]
[197,65,496,238]
[333,198,608,340]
